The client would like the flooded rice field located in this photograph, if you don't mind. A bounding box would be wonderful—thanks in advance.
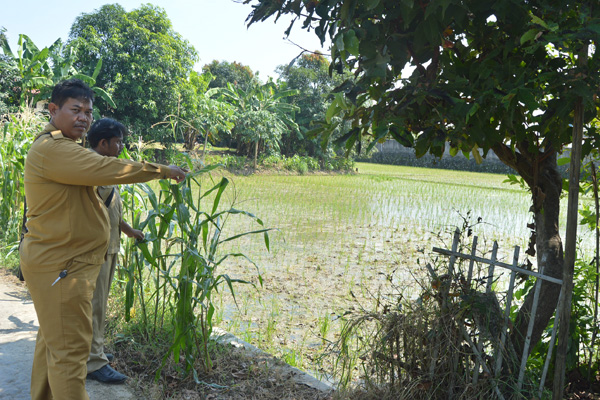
[204,163,595,381]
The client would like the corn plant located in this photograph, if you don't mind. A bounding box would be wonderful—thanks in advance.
[0,110,44,247]
[120,164,271,377]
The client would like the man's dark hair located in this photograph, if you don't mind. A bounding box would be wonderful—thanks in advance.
[87,118,127,149]
[50,78,94,108]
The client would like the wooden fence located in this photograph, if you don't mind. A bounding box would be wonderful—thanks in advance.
[430,228,564,399]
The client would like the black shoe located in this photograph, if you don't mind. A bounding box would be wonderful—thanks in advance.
[87,365,128,384]
[105,353,114,362]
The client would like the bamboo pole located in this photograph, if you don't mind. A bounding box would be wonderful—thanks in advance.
[494,246,520,378]
[552,42,588,399]
[540,286,564,398]
[519,263,544,391]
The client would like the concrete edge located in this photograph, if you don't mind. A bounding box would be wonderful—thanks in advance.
[212,327,334,394]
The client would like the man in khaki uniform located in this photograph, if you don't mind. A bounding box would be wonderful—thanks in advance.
[20,79,186,400]
[85,118,144,383]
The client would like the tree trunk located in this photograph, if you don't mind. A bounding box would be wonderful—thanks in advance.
[554,43,588,397]
[201,130,209,164]
[492,143,564,368]
[184,128,195,152]
[254,139,259,170]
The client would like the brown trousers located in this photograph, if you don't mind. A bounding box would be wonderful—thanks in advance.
[87,252,118,373]
[22,259,101,400]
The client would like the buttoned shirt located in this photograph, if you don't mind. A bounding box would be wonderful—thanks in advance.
[21,123,171,268]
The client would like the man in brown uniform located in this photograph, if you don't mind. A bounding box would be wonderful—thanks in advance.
[85,118,143,383]
[19,79,186,400]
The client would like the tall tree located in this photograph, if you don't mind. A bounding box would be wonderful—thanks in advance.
[277,52,351,156]
[68,4,198,140]
[244,0,600,371]
[0,53,20,114]
[203,60,258,92]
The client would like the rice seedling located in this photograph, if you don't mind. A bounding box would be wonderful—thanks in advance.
[196,162,595,379]
[318,313,331,345]
[282,349,303,368]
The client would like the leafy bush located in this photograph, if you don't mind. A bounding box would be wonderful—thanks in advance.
[283,155,309,174]
[260,154,282,168]
[221,154,248,170]
[324,156,355,172]
[209,153,353,174]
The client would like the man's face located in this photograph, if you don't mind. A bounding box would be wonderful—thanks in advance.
[97,135,124,158]
[48,97,93,140]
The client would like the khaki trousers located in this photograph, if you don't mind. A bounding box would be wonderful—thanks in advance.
[87,252,118,373]
[22,259,101,400]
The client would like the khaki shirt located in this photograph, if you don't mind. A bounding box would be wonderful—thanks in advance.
[97,185,122,255]
[21,123,171,268]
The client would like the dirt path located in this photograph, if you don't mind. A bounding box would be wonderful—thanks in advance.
[0,272,136,399]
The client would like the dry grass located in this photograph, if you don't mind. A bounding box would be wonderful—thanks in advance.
[107,331,332,400]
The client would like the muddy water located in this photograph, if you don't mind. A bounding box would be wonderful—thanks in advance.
[208,175,514,380]
[197,165,595,383]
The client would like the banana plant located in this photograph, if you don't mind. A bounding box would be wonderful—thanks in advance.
[222,80,300,168]
[0,33,115,111]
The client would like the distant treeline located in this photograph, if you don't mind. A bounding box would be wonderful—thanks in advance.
[356,148,576,177]
[356,151,515,175]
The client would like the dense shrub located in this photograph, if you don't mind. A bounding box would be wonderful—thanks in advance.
[221,154,248,170]
[283,155,309,174]
[324,156,355,172]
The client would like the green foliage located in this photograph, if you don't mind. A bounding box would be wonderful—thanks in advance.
[0,110,45,247]
[283,154,309,174]
[153,72,235,164]
[119,165,270,375]
[0,38,21,114]
[68,4,198,141]
[222,80,300,166]
[177,71,235,154]
[203,60,257,92]
[0,33,51,107]
[246,1,599,161]
[276,52,352,157]
[215,153,353,173]
[244,0,600,367]
[358,151,514,175]
[0,32,111,110]
[219,154,248,171]
[323,156,354,172]
[515,252,600,381]
[504,174,529,191]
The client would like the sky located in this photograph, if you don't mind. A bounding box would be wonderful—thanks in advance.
[1,0,330,79]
